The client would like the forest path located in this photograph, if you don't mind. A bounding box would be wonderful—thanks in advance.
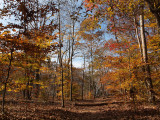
[45,97,160,120]
[0,96,160,120]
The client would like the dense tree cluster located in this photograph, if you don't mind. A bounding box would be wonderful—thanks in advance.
[0,0,159,115]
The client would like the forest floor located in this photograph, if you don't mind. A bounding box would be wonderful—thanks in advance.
[0,95,160,120]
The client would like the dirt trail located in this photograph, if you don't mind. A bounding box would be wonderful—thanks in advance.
[0,97,160,120]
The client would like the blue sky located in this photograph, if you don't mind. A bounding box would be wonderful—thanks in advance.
[0,0,114,68]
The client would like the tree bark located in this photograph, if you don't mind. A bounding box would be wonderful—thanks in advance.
[70,15,75,101]
[140,5,155,102]
[35,69,40,98]
[26,77,31,100]
[58,0,64,107]
[144,0,160,34]
[134,16,143,58]
[2,49,13,114]
[82,55,85,100]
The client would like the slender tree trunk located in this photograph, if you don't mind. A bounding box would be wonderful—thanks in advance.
[89,63,91,99]
[134,15,147,93]
[70,50,73,101]
[26,77,31,100]
[61,61,64,107]
[91,40,95,99]
[35,0,40,98]
[35,69,40,98]
[26,69,32,100]
[2,49,13,114]
[140,5,155,102]
[23,90,26,99]
[82,70,84,100]
[70,17,75,101]
[58,0,64,107]
[82,55,85,100]
[134,16,143,59]
[67,27,71,99]
[89,37,95,99]
[68,34,71,77]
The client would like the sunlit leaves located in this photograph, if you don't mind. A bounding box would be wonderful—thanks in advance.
[80,18,101,31]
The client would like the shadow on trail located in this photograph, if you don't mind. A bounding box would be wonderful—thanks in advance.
[0,106,159,120]
[40,108,160,120]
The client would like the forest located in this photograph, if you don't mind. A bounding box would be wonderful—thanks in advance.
[0,0,160,119]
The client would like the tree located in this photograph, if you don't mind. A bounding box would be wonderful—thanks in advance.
[0,0,58,113]
[83,0,159,101]
[144,0,160,33]
[140,5,155,102]
[58,0,64,107]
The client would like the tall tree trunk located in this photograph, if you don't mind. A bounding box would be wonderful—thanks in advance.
[68,33,71,77]
[134,16,143,59]
[82,70,84,100]
[58,0,64,107]
[2,49,13,114]
[67,26,71,100]
[26,76,31,100]
[70,16,75,101]
[70,48,73,101]
[35,69,40,98]
[89,63,91,99]
[52,74,56,101]
[82,55,85,100]
[90,39,95,99]
[34,0,40,98]
[134,15,147,96]
[140,5,155,102]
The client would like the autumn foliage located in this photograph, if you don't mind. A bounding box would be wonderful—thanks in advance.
[0,0,159,119]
